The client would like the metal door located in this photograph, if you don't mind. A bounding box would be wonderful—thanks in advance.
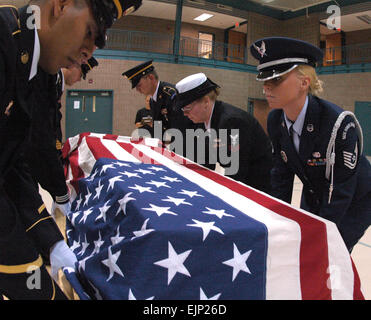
[65,90,113,138]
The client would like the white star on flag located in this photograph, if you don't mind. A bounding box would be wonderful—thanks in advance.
[107,175,124,191]
[95,200,111,222]
[116,192,136,215]
[187,219,224,241]
[162,196,192,206]
[129,184,155,194]
[131,218,155,240]
[222,243,252,281]
[128,289,154,300]
[142,204,177,217]
[111,226,125,246]
[146,180,171,188]
[69,239,81,252]
[92,231,105,255]
[78,256,89,272]
[161,176,181,183]
[203,207,235,219]
[120,170,141,178]
[77,234,89,256]
[75,195,83,210]
[102,246,124,282]
[79,208,93,224]
[113,161,131,167]
[178,189,204,198]
[135,168,155,175]
[83,189,92,207]
[93,179,104,200]
[70,211,80,226]
[200,287,221,300]
[100,163,115,174]
[148,166,166,172]
[154,241,192,285]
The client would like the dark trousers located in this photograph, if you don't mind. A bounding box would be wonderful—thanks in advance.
[0,171,66,300]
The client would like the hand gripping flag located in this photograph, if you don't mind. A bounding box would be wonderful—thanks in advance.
[62,133,364,300]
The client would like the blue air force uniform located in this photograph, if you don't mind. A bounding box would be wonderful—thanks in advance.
[251,37,371,251]
[268,95,371,251]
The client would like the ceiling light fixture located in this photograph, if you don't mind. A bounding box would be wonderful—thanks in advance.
[194,13,214,21]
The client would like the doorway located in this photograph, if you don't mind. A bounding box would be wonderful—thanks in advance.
[65,90,113,139]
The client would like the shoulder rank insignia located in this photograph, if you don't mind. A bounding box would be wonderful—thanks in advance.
[163,86,176,97]
[343,142,358,170]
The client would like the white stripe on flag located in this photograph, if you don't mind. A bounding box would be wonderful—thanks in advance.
[100,139,141,163]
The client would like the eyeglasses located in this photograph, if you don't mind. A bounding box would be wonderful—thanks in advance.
[181,102,196,112]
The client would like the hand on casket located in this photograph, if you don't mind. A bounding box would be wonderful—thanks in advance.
[50,240,78,282]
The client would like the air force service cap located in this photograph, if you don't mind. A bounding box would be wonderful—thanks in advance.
[122,60,154,88]
[90,0,143,49]
[175,73,220,109]
[250,37,323,81]
[81,57,99,80]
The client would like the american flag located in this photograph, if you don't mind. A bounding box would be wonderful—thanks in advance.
[62,133,364,300]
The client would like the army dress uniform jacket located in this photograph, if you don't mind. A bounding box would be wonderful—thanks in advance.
[150,81,178,133]
[24,69,70,204]
[0,6,64,279]
[267,95,371,250]
[205,100,272,194]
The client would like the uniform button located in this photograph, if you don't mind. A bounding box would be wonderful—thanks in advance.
[309,189,314,194]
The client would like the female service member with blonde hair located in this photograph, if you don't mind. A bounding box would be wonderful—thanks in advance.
[251,37,371,252]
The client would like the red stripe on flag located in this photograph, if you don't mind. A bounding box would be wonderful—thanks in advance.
[146,146,332,300]
[85,137,117,159]
[68,148,85,194]
[351,258,364,300]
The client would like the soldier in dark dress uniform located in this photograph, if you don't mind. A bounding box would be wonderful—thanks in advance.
[0,0,142,299]
[176,73,273,194]
[250,37,371,252]
[122,60,201,152]
[25,57,99,220]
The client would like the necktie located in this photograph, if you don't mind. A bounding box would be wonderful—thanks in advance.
[289,123,300,153]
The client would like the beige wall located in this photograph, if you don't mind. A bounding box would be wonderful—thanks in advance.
[61,58,371,141]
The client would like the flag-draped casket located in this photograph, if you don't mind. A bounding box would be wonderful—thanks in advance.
[61,133,364,300]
